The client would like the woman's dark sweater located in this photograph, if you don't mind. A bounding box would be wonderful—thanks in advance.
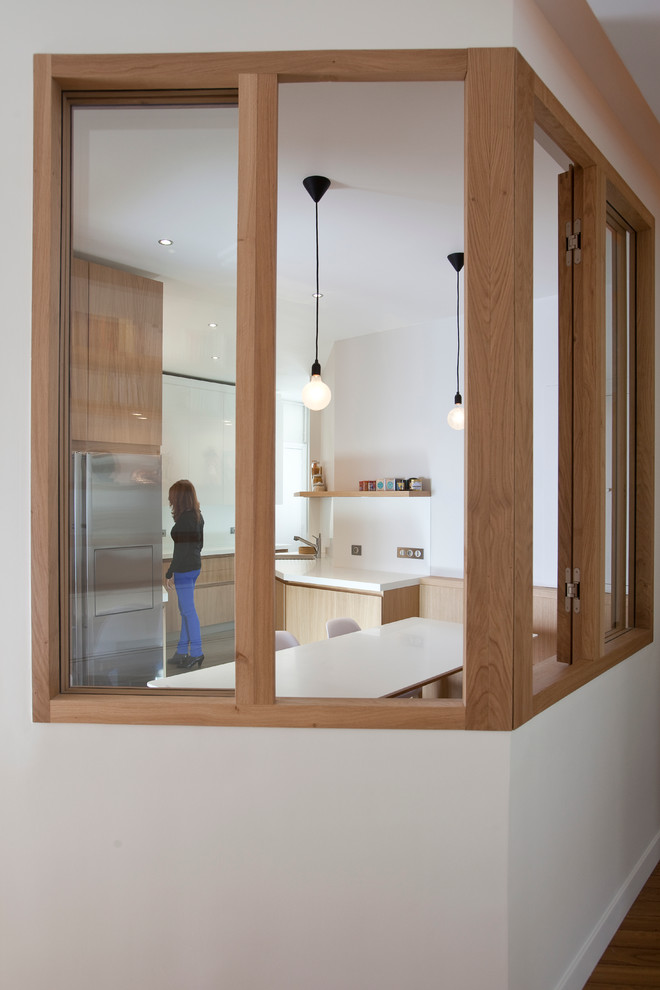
[166,509,204,578]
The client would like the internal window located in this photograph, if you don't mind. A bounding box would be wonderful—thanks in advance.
[31,50,654,729]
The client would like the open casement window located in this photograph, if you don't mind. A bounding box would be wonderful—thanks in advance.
[532,150,654,710]
[32,50,653,729]
[604,205,636,641]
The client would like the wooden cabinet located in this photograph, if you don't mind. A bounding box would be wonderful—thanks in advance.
[71,257,163,448]
[163,554,234,629]
[277,577,419,644]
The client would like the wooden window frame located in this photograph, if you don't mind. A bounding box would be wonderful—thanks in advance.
[531,84,655,718]
[31,49,654,730]
[604,204,635,641]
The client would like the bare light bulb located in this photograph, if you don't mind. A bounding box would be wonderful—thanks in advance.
[447,393,465,431]
[302,373,331,411]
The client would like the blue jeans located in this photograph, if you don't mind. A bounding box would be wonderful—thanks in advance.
[173,569,202,656]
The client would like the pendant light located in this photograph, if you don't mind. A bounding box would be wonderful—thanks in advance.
[447,251,465,430]
[301,175,332,411]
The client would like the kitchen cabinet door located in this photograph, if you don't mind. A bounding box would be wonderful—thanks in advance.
[166,379,235,508]
[282,582,419,644]
[222,388,236,506]
[189,385,225,507]
[71,258,163,447]
[162,379,191,485]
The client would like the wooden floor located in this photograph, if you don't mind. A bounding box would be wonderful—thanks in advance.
[165,624,235,675]
[583,860,660,988]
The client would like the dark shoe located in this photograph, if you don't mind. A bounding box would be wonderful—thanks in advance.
[169,653,189,667]
[180,654,204,670]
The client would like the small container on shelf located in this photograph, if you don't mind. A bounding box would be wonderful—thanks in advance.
[359,480,368,491]
[385,478,395,491]
[407,477,423,491]
[395,478,407,491]
[367,480,377,491]
[311,459,325,490]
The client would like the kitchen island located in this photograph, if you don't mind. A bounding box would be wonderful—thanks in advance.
[275,558,424,644]
[148,617,462,698]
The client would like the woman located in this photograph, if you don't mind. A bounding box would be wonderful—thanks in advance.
[165,479,204,669]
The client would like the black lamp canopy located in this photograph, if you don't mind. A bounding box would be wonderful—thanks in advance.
[303,174,331,204]
[447,251,464,274]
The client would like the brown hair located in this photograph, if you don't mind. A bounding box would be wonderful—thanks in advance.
[168,479,201,522]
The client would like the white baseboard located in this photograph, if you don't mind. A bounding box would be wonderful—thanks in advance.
[555,830,660,990]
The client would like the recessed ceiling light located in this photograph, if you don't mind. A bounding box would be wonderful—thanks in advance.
[212,355,219,361]
[208,322,218,328]
[158,238,173,246]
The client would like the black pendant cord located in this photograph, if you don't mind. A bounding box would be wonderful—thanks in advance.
[302,175,331,379]
[455,269,461,398]
[314,199,320,366]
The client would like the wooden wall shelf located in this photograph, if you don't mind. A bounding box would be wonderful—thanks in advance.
[294,490,430,498]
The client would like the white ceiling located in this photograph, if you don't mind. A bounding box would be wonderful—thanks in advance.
[586,0,660,126]
[73,79,564,399]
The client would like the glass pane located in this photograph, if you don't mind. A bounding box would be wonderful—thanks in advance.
[605,225,614,626]
[69,103,238,688]
[532,133,569,665]
[604,211,633,638]
[274,81,464,698]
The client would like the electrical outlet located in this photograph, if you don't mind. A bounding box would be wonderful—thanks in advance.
[397,547,424,559]
[230,526,235,534]
[351,544,362,556]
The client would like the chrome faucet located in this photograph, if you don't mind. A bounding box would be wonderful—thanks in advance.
[294,534,321,556]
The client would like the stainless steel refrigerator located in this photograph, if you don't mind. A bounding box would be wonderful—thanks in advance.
[70,452,163,686]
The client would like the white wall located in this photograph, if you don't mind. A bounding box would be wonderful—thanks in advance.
[2,2,660,990]
[0,721,511,990]
[513,3,660,984]
[326,321,464,575]
[508,646,660,990]
[275,399,309,546]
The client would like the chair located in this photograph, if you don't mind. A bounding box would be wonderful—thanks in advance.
[326,617,361,638]
[275,630,300,651]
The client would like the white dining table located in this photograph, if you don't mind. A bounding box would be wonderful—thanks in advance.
[147,617,463,698]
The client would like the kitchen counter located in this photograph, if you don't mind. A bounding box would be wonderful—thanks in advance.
[162,544,234,560]
[275,559,423,592]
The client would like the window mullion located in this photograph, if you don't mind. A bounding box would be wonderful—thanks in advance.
[556,166,576,664]
[234,73,278,706]
[571,164,607,661]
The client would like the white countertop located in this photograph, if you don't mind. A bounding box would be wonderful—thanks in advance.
[148,617,463,697]
[274,559,424,592]
[161,546,423,592]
